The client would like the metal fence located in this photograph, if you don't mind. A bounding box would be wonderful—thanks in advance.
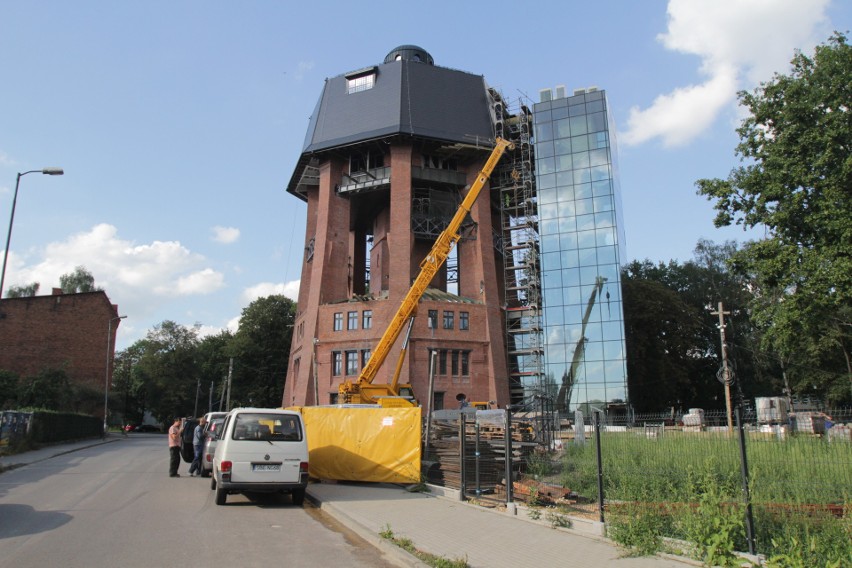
[423,406,852,558]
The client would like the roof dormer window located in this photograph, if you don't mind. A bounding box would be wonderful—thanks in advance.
[345,66,377,94]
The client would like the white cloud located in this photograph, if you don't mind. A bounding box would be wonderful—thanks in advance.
[175,268,225,295]
[241,280,300,304]
[211,225,240,244]
[196,323,231,339]
[622,0,831,147]
[7,222,225,325]
[0,150,13,167]
[226,315,241,334]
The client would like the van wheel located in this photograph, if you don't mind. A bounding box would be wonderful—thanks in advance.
[210,477,217,490]
[201,469,210,478]
[215,487,227,505]
[292,489,305,507]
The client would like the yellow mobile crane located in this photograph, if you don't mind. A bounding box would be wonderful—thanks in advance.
[339,137,514,406]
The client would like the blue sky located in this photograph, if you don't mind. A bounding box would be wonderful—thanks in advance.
[1,0,849,350]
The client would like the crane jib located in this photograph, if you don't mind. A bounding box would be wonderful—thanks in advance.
[347,137,514,398]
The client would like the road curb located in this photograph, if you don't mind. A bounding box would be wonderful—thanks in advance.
[306,488,429,568]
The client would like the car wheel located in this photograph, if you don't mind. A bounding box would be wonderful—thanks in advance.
[292,488,305,507]
[200,469,210,478]
[215,487,227,505]
[210,477,217,490]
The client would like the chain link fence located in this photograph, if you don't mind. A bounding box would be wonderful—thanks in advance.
[423,406,852,558]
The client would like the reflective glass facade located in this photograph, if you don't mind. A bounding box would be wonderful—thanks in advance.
[533,89,628,412]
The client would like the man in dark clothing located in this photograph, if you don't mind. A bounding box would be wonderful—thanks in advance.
[188,417,207,476]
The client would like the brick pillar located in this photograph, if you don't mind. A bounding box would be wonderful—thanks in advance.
[284,156,350,407]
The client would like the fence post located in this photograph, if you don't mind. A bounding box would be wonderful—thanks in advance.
[735,405,757,555]
[594,411,605,523]
[505,406,514,507]
[459,412,466,500]
[474,419,482,496]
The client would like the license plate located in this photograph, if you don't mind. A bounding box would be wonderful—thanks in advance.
[252,464,281,472]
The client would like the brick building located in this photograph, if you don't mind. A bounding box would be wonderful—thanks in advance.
[282,45,629,414]
[0,289,122,405]
[283,45,511,409]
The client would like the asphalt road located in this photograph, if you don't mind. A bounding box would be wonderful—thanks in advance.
[0,434,397,568]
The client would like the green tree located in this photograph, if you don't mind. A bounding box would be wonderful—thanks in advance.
[623,241,780,412]
[622,274,706,412]
[196,330,235,413]
[17,368,73,410]
[59,266,98,293]
[228,295,295,408]
[113,344,150,426]
[0,369,19,408]
[133,321,200,423]
[696,33,852,403]
[6,282,40,298]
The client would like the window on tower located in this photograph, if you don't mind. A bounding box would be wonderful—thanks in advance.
[345,67,377,94]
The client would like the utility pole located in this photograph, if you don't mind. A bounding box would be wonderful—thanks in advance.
[225,357,234,411]
[193,378,200,418]
[712,301,734,433]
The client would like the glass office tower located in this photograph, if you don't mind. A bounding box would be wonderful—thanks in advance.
[533,87,628,413]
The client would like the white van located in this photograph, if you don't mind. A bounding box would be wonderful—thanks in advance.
[211,408,309,506]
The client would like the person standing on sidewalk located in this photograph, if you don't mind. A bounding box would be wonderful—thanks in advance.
[168,417,183,477]
[187,417,207,477]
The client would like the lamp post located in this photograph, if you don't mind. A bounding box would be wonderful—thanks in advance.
[1,168,64,298]
[104,315,127,434]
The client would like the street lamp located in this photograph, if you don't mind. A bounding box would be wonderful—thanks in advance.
[1,168,64,298]
[104,315,127,434]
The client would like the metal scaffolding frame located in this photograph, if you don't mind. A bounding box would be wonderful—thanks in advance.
[490,89,545,409]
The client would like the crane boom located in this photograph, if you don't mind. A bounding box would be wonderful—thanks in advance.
[339,137,513,404]
[556,275,606,411]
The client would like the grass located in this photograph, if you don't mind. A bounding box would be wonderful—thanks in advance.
[555,430,852,563]
[380,524,470,568]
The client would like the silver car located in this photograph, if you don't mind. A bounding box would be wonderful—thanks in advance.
[200,415,227,478]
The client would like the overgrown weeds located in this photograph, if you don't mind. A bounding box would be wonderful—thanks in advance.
[380,524,469,568]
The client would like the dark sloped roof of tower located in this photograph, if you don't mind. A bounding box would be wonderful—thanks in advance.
[286,51,495,199]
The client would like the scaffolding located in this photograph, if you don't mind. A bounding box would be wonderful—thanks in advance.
[490,89,545,410]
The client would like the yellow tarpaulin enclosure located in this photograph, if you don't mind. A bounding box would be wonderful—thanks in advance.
[289,406,421,483]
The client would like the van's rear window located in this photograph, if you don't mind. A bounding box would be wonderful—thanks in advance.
[232,413,303,442]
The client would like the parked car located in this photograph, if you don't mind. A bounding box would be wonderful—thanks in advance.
[180,418,198,462]
[200,415,227,478]
[125,423,160,433]
[211,408,309,506]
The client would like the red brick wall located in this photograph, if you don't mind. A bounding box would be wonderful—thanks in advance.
[283,142,510,409]
[0,291,121,391]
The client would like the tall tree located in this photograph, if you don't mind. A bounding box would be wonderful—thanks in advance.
[623,240,781,413]
[133,321,200,422]
[228,295,295,408]
[196,330,235,413]
[696,33,852,403]
[59,266,98,293]
[622,274,707,412]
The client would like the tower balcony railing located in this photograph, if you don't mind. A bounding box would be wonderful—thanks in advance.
[338,166,391,194]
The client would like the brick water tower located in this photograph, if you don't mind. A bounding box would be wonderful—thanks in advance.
[282,45,510,409]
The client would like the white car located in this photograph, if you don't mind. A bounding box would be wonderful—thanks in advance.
[200,415,227,478]
[211,408,309,506]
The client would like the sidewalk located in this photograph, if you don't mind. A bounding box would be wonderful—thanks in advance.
[306,481,698,568]
[2,438,697,567]
[0,434,120,471]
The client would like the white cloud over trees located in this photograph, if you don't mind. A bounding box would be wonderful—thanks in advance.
[621,0,831,147]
